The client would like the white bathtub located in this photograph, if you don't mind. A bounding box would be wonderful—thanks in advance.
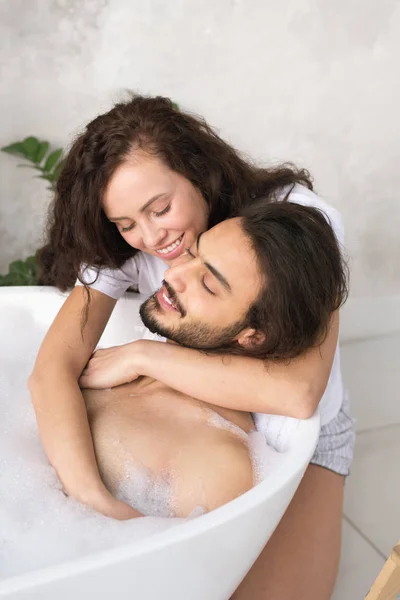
[0,287,320,600]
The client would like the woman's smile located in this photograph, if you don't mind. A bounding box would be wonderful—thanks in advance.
[154,234,185,259]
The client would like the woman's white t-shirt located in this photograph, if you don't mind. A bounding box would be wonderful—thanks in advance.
[76,184,345,426]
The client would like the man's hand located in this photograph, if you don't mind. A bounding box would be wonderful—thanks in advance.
[79,342,144,389]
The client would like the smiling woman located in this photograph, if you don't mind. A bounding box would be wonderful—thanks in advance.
[103,151,208,262]
[38,95,312,291]
[31,94,352,600]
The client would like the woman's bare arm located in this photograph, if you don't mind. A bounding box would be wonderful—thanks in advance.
[82,312,339,419]
[29,286,139,519]
[141,313,339,418]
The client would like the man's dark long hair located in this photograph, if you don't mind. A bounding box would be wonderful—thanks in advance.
[208,201,348,360]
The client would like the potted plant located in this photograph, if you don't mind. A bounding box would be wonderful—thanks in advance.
[1,137,65,286]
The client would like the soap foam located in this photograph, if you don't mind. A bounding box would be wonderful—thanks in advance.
[206,409,249,443]
[115,464,175,518]
[0,309,283,580]
[0,314,182,579]
[206,410,286,485]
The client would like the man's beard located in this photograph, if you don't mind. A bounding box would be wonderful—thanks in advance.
[139,294,248,351]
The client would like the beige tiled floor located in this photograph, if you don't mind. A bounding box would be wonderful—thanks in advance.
[332,520,384,600]
[331,333,400,599]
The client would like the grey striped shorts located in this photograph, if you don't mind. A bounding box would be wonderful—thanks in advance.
[310,394,356,477]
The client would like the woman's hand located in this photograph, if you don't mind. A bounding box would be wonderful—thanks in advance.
[79,341,145,389]
[92,489,143,520]
[72,480,142,520]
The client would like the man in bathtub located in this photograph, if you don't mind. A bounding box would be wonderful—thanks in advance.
[79,200,346,519]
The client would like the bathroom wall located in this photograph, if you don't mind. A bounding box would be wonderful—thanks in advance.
[1,0,399,305]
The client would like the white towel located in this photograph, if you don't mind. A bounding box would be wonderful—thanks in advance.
[254,412,302,453]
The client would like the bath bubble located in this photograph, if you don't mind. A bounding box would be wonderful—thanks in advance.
[0,307,45,362]
[187,506,206,519]
[247,431,286,484]
[115,463,175,518]
[205,410,286,485]
[206,409,249,443]
[0,341,183,580]
[0,320,284,581]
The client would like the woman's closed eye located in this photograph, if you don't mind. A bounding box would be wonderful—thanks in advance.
[121,222,135,232]
[153,203,171,217]
[119,203,170,232]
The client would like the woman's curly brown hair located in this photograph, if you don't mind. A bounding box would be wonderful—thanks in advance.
[38,94,313,290]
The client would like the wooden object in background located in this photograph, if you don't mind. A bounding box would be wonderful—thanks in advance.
[366,542,400,600]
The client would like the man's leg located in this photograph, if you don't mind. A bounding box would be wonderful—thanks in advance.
[231,464,344,600]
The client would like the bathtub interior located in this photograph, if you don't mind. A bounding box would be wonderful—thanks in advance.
[0,287,320,597]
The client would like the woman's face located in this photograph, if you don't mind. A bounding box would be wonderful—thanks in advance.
[103,151,209,265]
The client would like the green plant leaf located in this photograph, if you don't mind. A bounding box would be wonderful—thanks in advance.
[44,148,63,172]
[51,158,66,181]
[0,271,26,286]
[25,255,39,275]
[17,164,44,172]
[22,136,39,160]
[24,271,36,284]
[9,260,29,276]
[171,102,179,111]
[0,256,40,286]
[0,273,16,286]
[35,141,49,164]
[1,142,24,155]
